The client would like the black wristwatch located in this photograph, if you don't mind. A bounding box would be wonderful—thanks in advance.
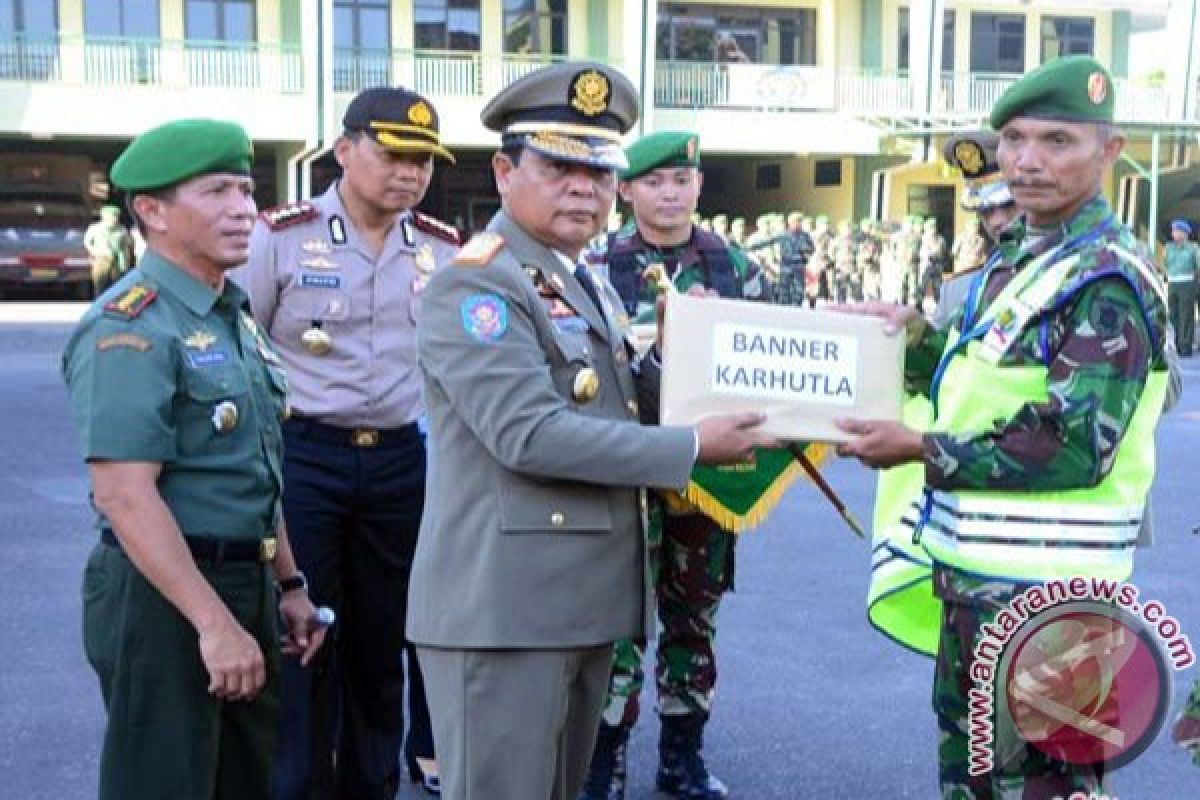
[277,571,308,594]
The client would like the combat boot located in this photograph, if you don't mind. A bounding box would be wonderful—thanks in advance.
[656,713,729,799]
[577,722,629,800]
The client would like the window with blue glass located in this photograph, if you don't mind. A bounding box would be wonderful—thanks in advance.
[185,0,255,42]
[1,0,59,80]
[416,0,481,51]
[335,0,390,91]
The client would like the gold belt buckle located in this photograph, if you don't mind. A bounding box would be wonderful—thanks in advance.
[259,537,278,563]
[352,429,380,447]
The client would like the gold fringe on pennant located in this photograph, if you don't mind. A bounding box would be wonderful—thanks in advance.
[663,444,831,534]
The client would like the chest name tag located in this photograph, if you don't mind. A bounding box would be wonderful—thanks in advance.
[301,273,341,289]
[553,316,590,334]
[186,349,230,369]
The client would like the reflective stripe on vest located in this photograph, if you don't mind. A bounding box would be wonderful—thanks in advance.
[866,395,941,657]
[918,302,1166,582]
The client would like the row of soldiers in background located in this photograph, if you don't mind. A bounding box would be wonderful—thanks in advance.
[659,209,989,310]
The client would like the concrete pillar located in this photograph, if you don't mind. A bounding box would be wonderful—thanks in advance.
[58,0,85,83]
[906,0,945,116]
[1165,0,1199,120]
[480,0,504,96]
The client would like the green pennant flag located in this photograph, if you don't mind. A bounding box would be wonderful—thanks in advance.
[661,442,830,533]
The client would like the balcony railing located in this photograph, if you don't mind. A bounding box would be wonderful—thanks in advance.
[654,62,1178,124]
[0,35,304,92]
[334,48,571,96]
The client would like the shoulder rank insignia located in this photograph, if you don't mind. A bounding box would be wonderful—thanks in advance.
[413,212,461,246]
[453,233,504,268]
[104,285,157,318]
[261,202,319,231]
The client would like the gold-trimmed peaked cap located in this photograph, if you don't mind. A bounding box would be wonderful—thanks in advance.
[343,86,456,163]
[941,130,1013,213]
[481,61,639,171]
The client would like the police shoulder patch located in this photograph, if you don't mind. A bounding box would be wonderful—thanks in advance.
[413,212,461,246]
[103,285,157,318]
[453,233,504,268]
[261,202,318,231]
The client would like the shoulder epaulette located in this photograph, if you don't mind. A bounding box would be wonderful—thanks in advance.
[453,233,504,268]
[260,202,318,231]
[413,212,461,246]
[104,284,157,318]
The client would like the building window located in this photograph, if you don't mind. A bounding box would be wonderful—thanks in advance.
[1,0,59,80]
[898,7,955,72]
[85,0,160,38]
[970,12,1024,73]
[814,159,841,187]
[416,0,481,51]
[755,163,781,191]
[335,0,390,52]
[185,0,255,42]
[657,4,816,66]
[1,0,57,39]
[503,0,567,56]
[1041,16,1093,62]
[334,0,390,91]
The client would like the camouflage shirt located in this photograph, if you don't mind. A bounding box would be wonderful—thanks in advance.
[590,225,763,323]
[907,195,1167,493]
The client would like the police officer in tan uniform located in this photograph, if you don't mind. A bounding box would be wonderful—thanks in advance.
[407,62,775,800]
[233,87,459,799]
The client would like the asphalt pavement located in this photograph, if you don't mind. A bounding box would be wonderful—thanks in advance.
[1,314,1197,799]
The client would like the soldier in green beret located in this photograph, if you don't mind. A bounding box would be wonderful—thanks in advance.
[62,118,327,799]
[581,129,764,800]
[838,55,1170,799]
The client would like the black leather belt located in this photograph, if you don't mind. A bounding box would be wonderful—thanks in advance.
[283,415,418,449]
[101,529,277,564]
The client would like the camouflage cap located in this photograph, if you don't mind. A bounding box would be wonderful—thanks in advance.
[343,86,455,163]
[481,61,638,171]
[989,55,1115,130]
[621,130,700,181]
[111,118,252,192]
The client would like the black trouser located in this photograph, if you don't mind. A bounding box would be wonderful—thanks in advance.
[273,419,431,800]
[1169,280,1197,356]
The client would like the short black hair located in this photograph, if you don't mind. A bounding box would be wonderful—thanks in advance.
[124,186,177,235]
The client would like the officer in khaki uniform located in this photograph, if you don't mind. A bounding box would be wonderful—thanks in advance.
[406,62,774,800]
[233,87,458,799]
[62,119,325,800]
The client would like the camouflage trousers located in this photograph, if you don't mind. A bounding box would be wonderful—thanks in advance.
[934,568,1107,799]
[1184,680,1200,767]
[600,510,734,727]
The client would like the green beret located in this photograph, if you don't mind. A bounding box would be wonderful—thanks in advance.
[990,55,1114,130]
[111,118,253,192]
[620,131,700,181]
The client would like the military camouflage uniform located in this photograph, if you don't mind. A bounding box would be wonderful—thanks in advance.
[768,228,813,307]
[832,224,858,303]
[1182,681,1200,766]
[856,223,881,302]
[592,224,750,728]
[904,196,1168,799]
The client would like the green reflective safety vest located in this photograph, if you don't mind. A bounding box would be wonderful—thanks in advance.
[867,394,941,657]
[867,239,1167,657]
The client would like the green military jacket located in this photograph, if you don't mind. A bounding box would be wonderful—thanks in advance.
[1164,240,1199,283]
[62,251,289,540]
